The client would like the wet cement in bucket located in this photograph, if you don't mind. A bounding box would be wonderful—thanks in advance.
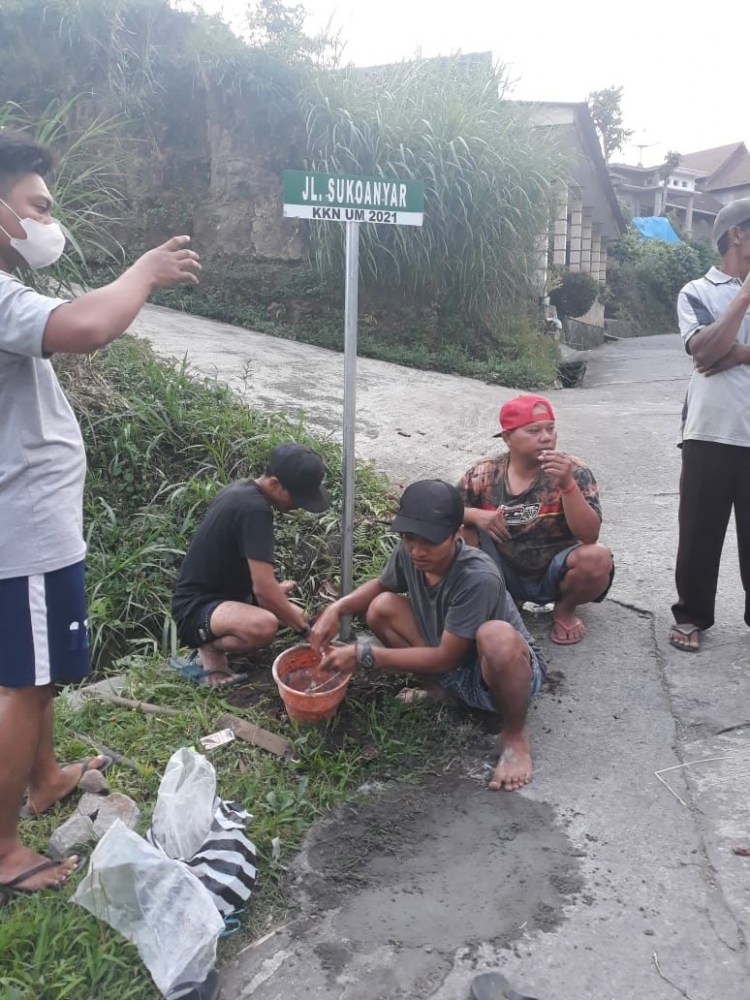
[285,666,341,694]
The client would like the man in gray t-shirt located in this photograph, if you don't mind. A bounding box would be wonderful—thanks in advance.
[311,480,546,792]
[669,198,750,653]
[0,130,200,899]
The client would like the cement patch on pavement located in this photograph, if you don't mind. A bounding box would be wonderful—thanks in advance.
[303,776,582,951]
[221,775,583,1000]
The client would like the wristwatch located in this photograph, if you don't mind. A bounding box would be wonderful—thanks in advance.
[356,640,377,678]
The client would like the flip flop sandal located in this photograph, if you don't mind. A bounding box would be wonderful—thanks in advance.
[0,858,71,904]
[19,756,114,819]
[169,650,201,670]
[550,618,586,645]
[669,623,701,652]
[470,971,540,1000]
[174,659,248,688]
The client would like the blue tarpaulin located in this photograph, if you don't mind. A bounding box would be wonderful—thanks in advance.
[631,217,680,243]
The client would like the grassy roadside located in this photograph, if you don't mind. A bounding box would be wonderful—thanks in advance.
[55,336,396,670]
[1,336,480,998]
[2,658,477,999]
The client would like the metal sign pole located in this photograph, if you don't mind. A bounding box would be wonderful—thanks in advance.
[339,220,359,641]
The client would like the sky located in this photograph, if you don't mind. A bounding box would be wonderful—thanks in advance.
[185,0,739,167]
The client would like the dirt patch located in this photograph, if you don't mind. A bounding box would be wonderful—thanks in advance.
[297,774,584,953]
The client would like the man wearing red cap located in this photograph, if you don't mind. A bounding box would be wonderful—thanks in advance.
[458,394,613,645]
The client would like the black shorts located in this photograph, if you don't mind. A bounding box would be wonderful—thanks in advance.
[176,595,258,649]
[176,599,224,649]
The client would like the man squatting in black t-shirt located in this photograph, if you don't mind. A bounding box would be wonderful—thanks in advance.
[310,480,547,792]
[172,443,329,687]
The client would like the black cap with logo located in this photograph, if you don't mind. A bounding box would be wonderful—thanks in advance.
[391,479,464,544]
[268,443,330,513]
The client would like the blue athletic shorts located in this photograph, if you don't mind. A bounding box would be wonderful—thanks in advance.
[437,640,545,714]
[0,561,90,687]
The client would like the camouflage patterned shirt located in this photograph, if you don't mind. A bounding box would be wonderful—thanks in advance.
[457,453,602,582]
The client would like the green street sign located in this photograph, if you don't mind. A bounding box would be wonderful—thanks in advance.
[283,170,424,226]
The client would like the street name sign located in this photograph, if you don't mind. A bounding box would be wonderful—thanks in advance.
[281,168,425,636]
[283,170,424,226]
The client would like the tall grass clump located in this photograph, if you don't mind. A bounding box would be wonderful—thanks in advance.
[55,336,395,669]
[304,55,568,326]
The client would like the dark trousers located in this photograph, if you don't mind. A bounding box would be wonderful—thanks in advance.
[672,440,750,630]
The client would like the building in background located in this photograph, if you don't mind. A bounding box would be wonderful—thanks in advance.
[610,142,750,241]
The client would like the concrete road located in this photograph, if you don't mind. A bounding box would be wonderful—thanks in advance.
[133,307,750,999]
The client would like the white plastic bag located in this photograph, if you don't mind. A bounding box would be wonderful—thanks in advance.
[150,747,217,860]
[73,820,224,996]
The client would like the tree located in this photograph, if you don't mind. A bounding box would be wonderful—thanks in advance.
[659,149,682,182]
[587,85,633,162]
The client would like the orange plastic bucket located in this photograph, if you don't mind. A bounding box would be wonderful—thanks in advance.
[272,644,352,724]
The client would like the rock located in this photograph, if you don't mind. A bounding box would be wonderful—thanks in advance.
[63,674,127,712]
[78,791,141,836]
[49,812,96,860]
[78,768,109,795]
[48,792,141,860]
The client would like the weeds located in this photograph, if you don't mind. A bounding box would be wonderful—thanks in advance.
[55,335,395,669]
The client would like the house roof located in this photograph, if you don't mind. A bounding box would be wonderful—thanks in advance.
[517,100,625,239]
[679,143,745,176]
[705,147,750,191]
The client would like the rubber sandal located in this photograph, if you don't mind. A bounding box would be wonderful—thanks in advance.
[470,971,540,1000]
[171,659,248,688]
[19,756,113,819]
[169,650,201,671]
[0,858,70,904]
[550,617,586,645]
[669,623,701,652]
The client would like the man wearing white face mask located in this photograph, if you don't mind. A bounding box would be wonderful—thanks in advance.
[0,130,201,899]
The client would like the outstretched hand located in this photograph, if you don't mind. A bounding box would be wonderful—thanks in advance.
[133,235,201,290]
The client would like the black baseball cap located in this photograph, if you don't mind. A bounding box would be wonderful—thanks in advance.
[391,479,464,543]
[267,443,330,513]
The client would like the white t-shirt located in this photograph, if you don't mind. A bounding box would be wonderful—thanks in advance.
[0,271,87,578]
[677,266,750,447]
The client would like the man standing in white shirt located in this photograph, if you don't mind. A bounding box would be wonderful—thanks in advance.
[0,130,200,897]
[670,199,750,651]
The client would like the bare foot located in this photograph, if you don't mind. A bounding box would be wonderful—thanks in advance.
[489,733,532,792]
[25,755,108,816]
[0,844,78,893]
[280,579,296,596]
[550,611,586,645]
[669,623,700,652]
[395,687,430,705]
[395,681,446,705]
